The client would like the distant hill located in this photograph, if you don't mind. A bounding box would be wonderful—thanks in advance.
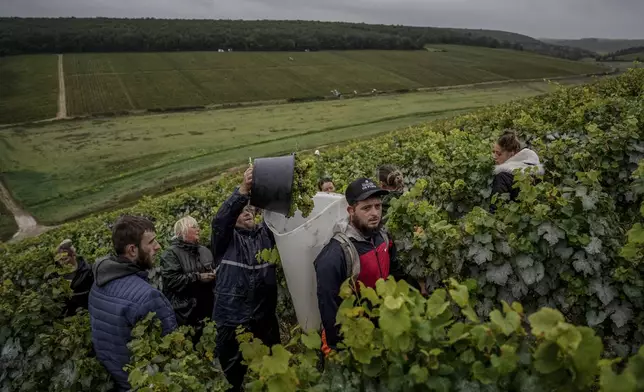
[457,29,543,45]
[0,18,593,60]
[454,29,596,59]
[541,38,644,54]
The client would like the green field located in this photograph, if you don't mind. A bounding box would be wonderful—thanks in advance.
[615,52,644,61]
[0,55,58,124]
[0,79,590,225]
[0,46,605,123]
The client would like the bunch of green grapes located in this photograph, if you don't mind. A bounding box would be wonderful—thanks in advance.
[288,154,317,218]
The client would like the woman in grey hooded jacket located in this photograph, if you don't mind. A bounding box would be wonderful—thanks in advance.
[491,131,544,207]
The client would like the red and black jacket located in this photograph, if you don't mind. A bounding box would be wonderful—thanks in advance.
[314,224,410,351]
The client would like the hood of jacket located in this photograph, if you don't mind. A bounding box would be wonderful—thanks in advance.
[345,223,370,242]
[77,257,90,271]
[494,148,544,175]
[93,255,145,287]
[332,216,350,236]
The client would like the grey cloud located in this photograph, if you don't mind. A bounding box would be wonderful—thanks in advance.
[1,0,643,39]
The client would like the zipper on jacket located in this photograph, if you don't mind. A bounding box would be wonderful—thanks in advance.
[371,238,384,279]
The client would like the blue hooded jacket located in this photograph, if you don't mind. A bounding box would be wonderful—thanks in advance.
[211,189,277,327]
[88,255,177,391]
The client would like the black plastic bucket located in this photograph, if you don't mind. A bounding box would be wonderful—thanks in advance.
[250,155,295,215]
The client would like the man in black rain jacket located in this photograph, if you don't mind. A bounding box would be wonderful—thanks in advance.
[211,166,279,392]
[56,239,94,316]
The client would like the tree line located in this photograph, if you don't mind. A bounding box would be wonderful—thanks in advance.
[0,18,593,59]
[598,46,644,61]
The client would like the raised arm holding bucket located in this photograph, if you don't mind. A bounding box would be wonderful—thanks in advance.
[210,166,280,392]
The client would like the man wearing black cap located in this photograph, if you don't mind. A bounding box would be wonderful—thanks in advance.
[314,177,412,354]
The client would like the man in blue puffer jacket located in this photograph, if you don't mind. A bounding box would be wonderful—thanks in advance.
[89,215,177,391]
[211,166,279,392]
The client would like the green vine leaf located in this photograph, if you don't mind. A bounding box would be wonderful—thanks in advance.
[529,308,565,338]
[426,289,450,318]
[490,309,520,336]
[448,278,470,308]
[301,332,321,350]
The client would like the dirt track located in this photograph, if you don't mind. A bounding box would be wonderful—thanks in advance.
[56,54,67,119]
[0,180,53,242]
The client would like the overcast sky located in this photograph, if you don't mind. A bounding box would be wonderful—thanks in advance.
[2,0,643,39]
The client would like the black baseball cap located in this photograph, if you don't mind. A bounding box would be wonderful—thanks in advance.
[345,177,389,205]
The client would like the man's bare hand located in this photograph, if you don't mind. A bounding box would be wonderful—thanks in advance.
[198,272,216,282]
[239,166,253,195]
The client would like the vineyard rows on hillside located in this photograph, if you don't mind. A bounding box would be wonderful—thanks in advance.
[0,68,643,391]
[0,45,607,123]
[0,55,58,123]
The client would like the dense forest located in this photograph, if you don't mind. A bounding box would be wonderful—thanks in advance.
[599,45,644,61]
[0,18,594,59]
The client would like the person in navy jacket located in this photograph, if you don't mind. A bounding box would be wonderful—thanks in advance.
[314,177,413,354]
[211,166,279,392]
[88,215,177,391]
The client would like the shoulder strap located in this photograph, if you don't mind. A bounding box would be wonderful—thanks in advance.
[333,232,361,282]
[380,229,390,249]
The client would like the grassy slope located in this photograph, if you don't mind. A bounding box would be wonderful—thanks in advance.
[616,52,644,61]
[0,55,58,124]
[0,79,590,224]
[2,45,605,122]
[541,38,644,54]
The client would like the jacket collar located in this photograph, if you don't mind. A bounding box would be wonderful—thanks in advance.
[235,225,261,237]
[93,255,146,287]
[333,217,381,243]
[494,148,544,175]
[173,239,200,253]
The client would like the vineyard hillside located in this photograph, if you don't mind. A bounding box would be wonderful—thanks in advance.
[0,68,643,391]
[0,55,58,124]
[0,45,607,123]
[0,79,592,231]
